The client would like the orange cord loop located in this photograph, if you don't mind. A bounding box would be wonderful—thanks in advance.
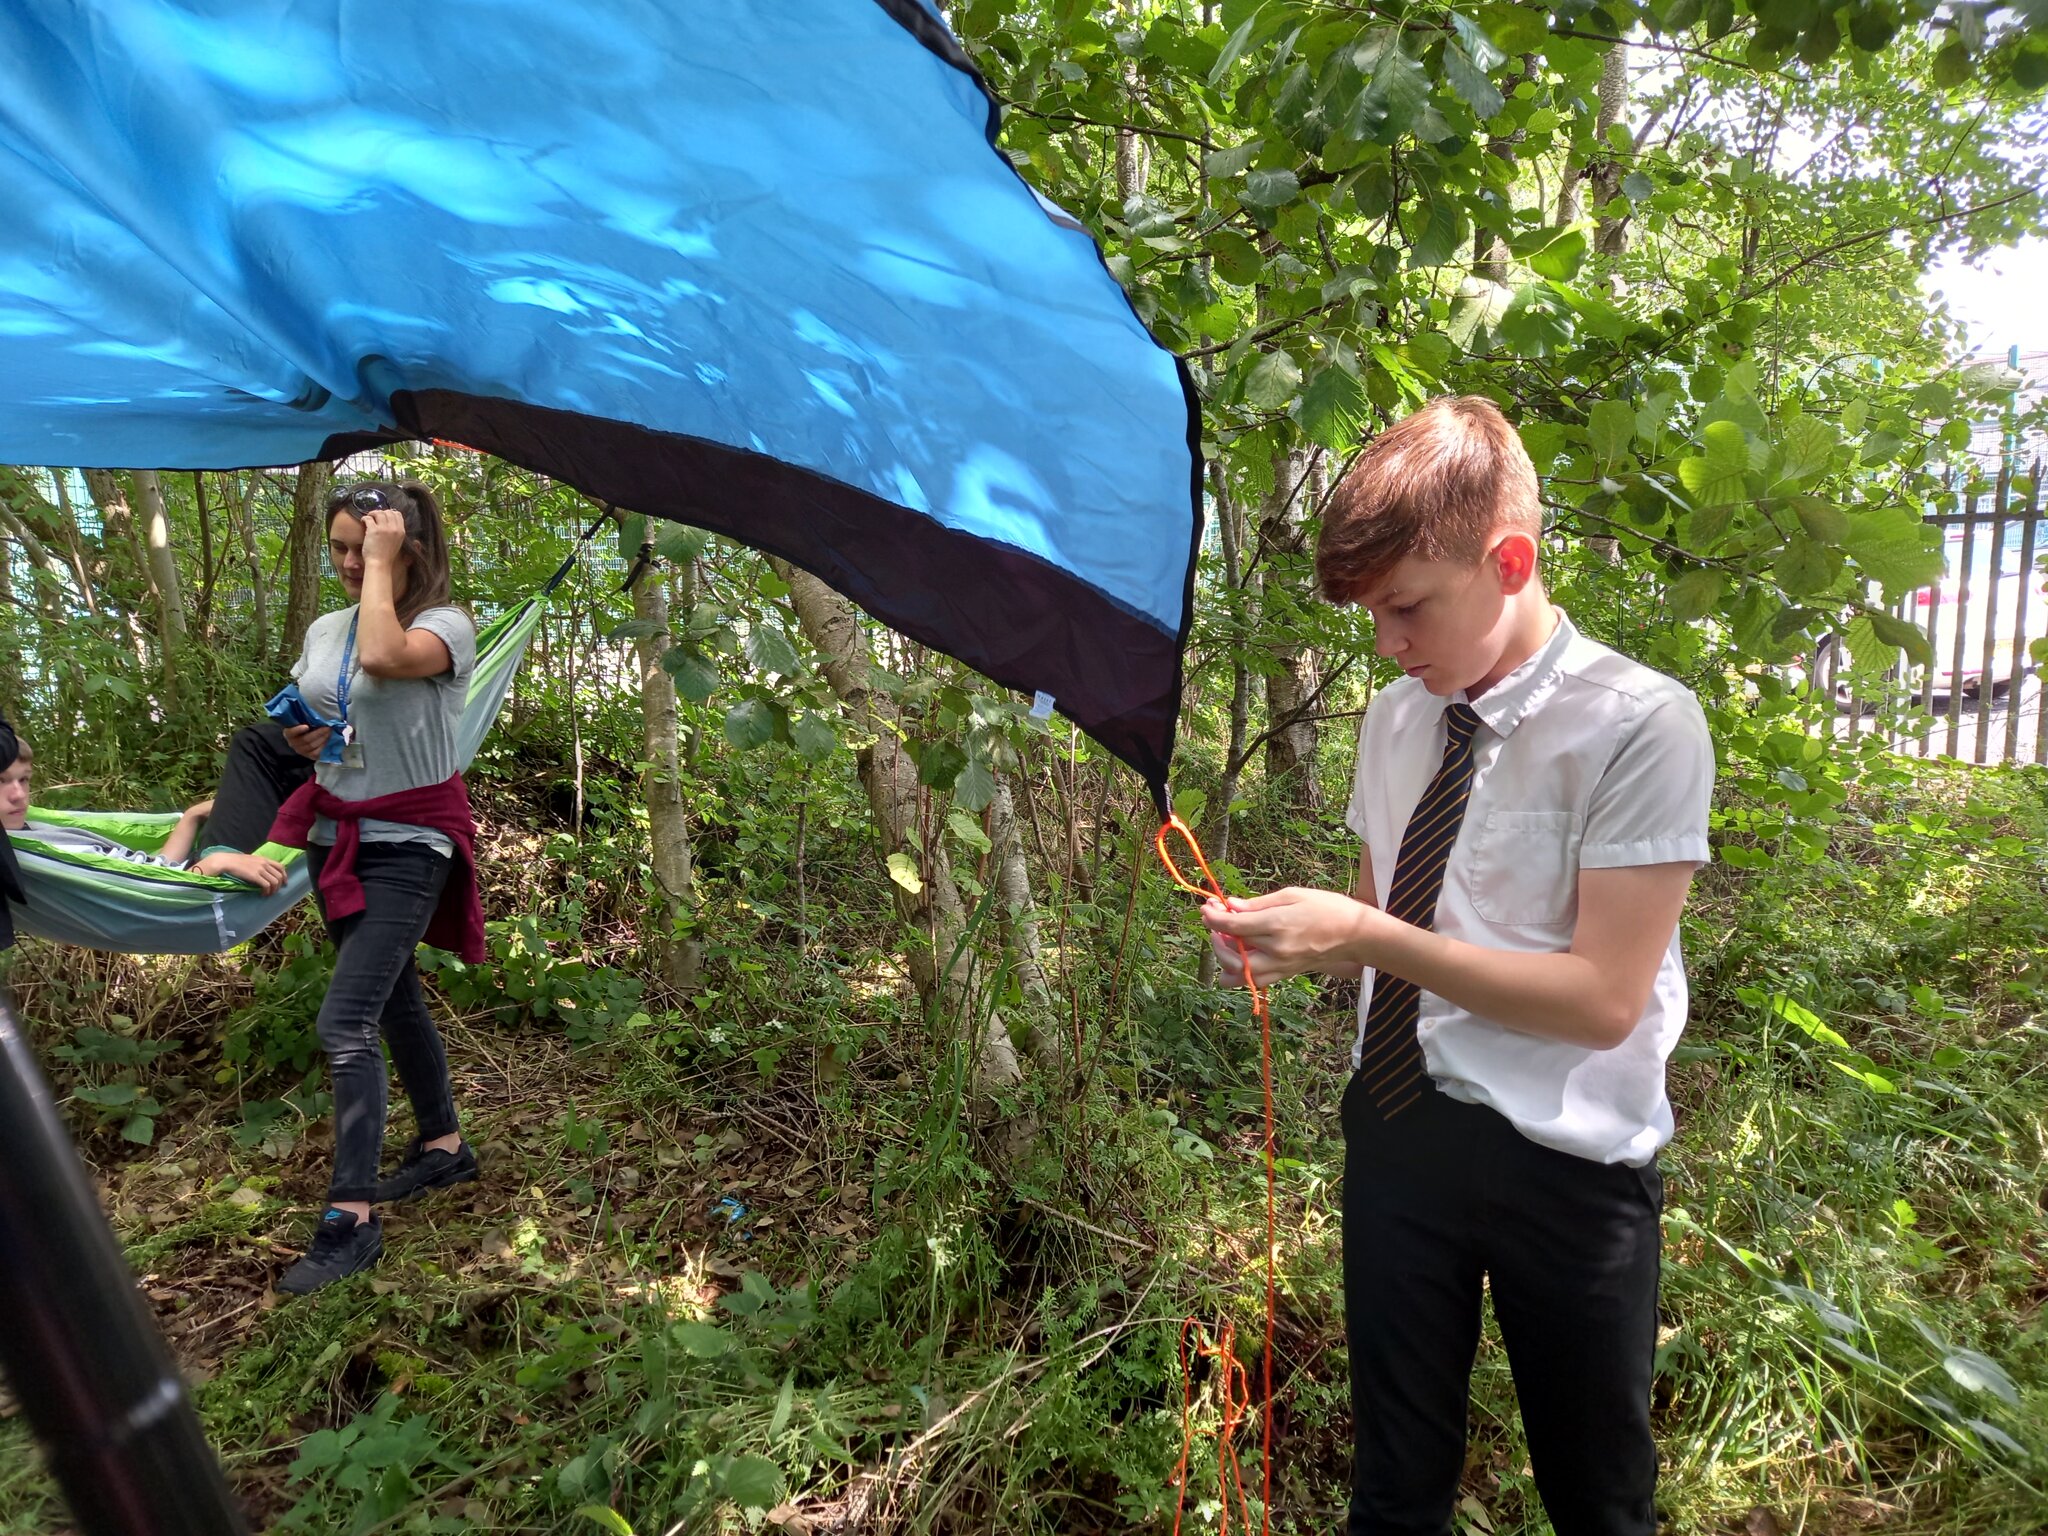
[1157,814,1274,1536]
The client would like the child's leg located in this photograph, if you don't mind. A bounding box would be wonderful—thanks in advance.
[198,723,315,853]
[1342,1076,1487,1535]
[1486,1141,1662,1536]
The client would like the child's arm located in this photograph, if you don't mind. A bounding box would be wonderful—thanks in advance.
[1203,861,1694,1050]
[159,798,214,864]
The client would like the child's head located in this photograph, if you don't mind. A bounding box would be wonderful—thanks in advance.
[1,736,30,830]
[1316,395,1546,697]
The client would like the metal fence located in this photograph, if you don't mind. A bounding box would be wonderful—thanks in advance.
[1816,464,2048,766]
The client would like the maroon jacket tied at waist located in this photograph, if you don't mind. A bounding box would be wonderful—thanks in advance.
[270,774,486,963]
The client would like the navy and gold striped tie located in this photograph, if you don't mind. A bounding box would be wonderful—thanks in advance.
[1355,702,1484,1118]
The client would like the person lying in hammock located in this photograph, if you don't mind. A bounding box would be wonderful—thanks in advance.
[1,738,290,894]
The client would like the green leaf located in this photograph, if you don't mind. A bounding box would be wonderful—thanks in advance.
[1203,138,1263,178]
[1587,399,1635,470]
[654,525,710,564]
[1792,498,1849,544]
[1841,505,1943,598]
[1349,31,1443,144]
[1667,568,1725,621]
[790,711,837,761]
[769,1370,797,1439]
[886,852,924,896]
[1941,1343,2023,1409]
[672,1322,735,1358]
[1932,40,1971,90]
[722,1453,784,1511]
[1449,12,1506,70]
[1774,536,1839,596]
[661,646,720,705]
[1477,3,1549,53]
[1242,349,1303,411]
[1241,167,1299,207]
[121,1113,156,1146]
[1298,364,1371,451]
[1677,419,1758,508]
[1526,229,1588,282]
[953,755,997,814]
[1765,993,1850,1050]
[1868,609,1933,668]
[1442,43,1503,119]
[947,809,992,854]
[617,513,647,559]
[1621,170,1655,202]
[574,1509,636,1536]
[722,699,777,751]
[744,623,800,679]
[916,739,966,791]
[1776,416,1839,484]
[606,617,662,644]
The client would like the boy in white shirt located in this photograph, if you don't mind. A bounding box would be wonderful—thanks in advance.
[1203,395,1713,1535]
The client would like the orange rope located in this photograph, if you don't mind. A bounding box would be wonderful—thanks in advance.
[1156,814,1274,1536]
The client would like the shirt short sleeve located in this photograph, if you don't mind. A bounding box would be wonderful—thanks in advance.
[410,606,477,684]
[1580,690,1714,870]
[1343,706,1379,840]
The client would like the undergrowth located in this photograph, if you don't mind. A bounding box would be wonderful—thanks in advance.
[1,738,2045,1536]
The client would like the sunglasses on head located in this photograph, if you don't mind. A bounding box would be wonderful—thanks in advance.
[332,486,401,515]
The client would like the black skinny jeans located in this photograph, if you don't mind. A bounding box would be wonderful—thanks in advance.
[306,842,459,1205]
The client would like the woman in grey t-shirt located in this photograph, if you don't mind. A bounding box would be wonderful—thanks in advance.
[273,479,483,1296]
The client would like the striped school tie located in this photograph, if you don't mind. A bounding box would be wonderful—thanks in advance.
[1355,701,1484,1118]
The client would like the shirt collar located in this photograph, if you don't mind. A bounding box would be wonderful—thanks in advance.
[1454,607,1576,739]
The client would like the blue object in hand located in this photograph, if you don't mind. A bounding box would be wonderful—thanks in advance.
[263,685,346,763]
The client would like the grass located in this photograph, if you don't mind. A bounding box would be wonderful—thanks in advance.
[0,754,2045,1534]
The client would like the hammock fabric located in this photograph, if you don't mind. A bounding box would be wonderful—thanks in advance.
[5,594,544,955]
[0,0,1202,803]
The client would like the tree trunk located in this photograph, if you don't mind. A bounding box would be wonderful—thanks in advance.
[134,470,188,660]
[990,774,1053,1016]
[629,560,703,993]
[1258,447,1322,811]
[773,557,1021,1092]
[82,469,161,682]
[280,461,332,667]
[1475,54,1538,282]
[232,472,270,661]
[1592,43,1630,258]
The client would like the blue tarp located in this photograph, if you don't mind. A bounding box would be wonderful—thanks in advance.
[0,0,1199,796]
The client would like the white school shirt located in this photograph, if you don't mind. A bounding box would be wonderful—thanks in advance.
[1344,609,1714,1166]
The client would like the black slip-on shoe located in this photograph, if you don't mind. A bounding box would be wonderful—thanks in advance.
[276,1208,383,1295]
[373,1137,480,1205]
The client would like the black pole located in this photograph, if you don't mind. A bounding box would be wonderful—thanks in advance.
[0,992,250,1535]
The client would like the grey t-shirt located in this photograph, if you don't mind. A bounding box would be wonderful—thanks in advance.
[18,821,181,868]
[293,604,476,853]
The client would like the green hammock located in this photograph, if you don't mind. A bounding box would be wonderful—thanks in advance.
[6,592,548,955]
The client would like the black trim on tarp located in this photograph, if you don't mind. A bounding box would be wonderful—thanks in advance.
[321,390,1181,801]
[868,0,1203,811]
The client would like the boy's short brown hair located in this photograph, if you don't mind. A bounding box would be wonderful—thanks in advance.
[8,737,29,766]
[1315,394,1541,604]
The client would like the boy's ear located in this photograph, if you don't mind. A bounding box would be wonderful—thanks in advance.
[1494,532,1539,594]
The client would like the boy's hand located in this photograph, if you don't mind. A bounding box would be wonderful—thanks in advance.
[182,797,215,821]
[1202,888,1378,985]
[282,723,330,760]
[192,851,288,894]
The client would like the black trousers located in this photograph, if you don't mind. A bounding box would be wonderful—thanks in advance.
[305,843,459,1204]
[197,723,314,854]
[1342,1073,1663,1536]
